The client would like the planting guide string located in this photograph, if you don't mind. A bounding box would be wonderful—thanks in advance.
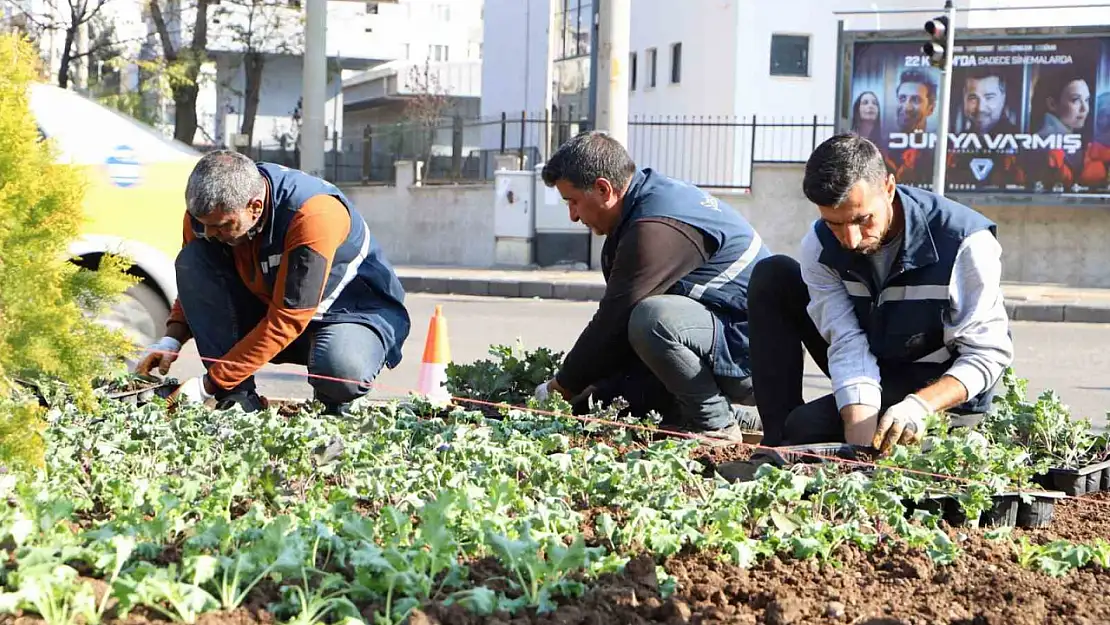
[137,348,1110,512]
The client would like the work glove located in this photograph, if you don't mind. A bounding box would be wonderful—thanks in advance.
[872,393,931,455]
[169,375,214,406]
[534,380,552,403]
[133,336,182,376]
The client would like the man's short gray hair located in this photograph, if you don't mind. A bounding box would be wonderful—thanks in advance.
[185,150,267,217]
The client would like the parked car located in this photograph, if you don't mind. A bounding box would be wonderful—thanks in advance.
[29,82,200,349]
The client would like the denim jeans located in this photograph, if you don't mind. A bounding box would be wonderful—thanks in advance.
[175,239,386,409]
[748,254,980,447]
[590,294,754,432]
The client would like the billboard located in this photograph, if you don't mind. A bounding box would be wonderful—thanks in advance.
[844,34,1110,195]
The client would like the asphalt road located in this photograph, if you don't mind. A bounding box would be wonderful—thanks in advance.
[169,294,1110,429]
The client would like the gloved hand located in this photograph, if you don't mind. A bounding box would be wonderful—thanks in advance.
[534,380,552,403]
[872,394,931,455]
[169,375,214,406]
[133,336,183,376]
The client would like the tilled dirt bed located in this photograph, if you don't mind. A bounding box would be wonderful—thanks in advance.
[413,491,1110,625]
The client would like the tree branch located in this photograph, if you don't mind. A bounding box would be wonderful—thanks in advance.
[148,0,178,60]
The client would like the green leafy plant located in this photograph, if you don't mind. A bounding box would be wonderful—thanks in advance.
[446,340,564,406]
[985,368,1108,469]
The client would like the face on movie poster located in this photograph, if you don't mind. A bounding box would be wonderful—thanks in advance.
[845,36,1110,195]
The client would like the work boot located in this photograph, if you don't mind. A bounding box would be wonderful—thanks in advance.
[321,401,353,417]
[214,389,266,413]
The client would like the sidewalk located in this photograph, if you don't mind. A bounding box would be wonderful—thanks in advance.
[395,265,1110,324]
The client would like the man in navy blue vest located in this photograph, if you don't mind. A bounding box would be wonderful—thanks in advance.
[728,133,1012,474]
[133,150,411,414]
[532,131,770,445]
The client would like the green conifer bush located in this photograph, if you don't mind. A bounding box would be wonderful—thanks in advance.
[0,33,139,467]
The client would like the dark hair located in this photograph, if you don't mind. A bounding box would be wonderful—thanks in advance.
[1030,69,1092,136]
[897,68,937,106]
[963,68,1008,95]
[803,133,890,207]
[850,90,881,143]
[541,130,637,191]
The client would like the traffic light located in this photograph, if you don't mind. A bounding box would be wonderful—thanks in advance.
[923,15,949,68]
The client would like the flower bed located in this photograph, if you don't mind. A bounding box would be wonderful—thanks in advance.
[1,354,1108,625]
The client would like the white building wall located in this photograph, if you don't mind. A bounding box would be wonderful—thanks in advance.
[382,0,485,63]
[205,0,483,148]
[214,53,344,150]
[963,0,1110,29]
[625,0,739,185]
[627,0,737,118]
[730,0,928,166]
[478,0,552,157]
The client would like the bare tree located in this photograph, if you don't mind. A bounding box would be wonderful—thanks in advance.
[403,58,453,166]
[10,0,121,88]
[147,0,209,144]
[211,0,301,149]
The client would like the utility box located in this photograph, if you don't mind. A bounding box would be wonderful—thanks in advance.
[493,170,534,266]
[534,168,590,267]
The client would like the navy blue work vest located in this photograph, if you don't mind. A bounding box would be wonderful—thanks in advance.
[603,168,771,379]
[813,184,998,413]
[189,162,411,369]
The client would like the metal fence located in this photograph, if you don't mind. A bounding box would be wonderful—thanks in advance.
[247,113,836,189]
[626,115,836,189]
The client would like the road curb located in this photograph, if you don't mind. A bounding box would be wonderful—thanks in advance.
[400,276,1110,324]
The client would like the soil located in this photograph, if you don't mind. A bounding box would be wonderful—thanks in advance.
[5,493,1100,625]
[1016,490,1110,544]
[409,492,1110,625]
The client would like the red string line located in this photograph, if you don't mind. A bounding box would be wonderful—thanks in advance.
[136,348,1110,510]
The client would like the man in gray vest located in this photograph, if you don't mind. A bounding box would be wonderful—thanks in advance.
[532,131,770,445]
[726,133,1012,475]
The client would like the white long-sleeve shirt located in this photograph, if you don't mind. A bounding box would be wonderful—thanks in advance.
[799,225,1015,411]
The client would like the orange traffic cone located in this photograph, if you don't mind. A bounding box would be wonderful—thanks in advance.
[417,304,452,406]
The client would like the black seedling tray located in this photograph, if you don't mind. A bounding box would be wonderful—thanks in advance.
[902,490,1065,529]
[769,442,874,466]
[1034,459,1110,496]
[1016,490,1067,528]
[102,376,179,406]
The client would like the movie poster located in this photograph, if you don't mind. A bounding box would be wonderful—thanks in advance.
[846,36,1110,195]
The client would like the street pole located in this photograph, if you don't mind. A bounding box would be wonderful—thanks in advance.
[301,0,328,177]
[589,0,630,268]
[930,0,957,195]
[593,0,631,145]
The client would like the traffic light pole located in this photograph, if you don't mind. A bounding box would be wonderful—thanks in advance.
[589,0,631,269]
[930,0,957,195]
[301,0,328,178]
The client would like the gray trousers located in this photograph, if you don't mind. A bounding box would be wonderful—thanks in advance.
[583,294,754,431]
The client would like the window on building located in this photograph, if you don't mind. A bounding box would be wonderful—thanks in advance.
[770,34,809,77]
[428,44,448,62]
[670,42,681,84]
[630,51,637,91]
[554,0,592,60]
[647,47,657,88]
[403,43,410,60]
[577,0,592,57]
